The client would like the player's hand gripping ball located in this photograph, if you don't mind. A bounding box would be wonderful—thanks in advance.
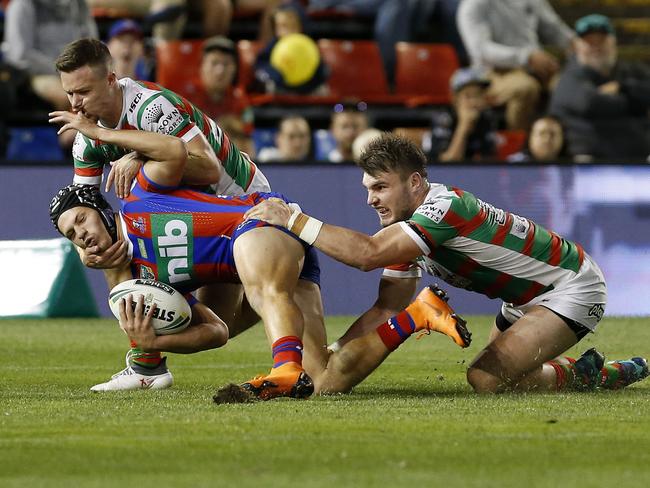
[108,279,191,335]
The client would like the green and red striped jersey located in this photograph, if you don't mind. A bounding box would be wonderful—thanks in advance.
[72,77,260,195]
[393,183,585,305]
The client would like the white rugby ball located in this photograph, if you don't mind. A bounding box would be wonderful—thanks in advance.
[108,279,192,335]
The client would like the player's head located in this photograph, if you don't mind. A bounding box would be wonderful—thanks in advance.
[49,185,117,251]
[357,134,429,227]
[56,38,118,118]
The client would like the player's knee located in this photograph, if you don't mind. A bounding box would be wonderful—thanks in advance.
[466,366,503,393]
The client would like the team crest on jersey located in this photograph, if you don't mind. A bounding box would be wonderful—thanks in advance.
[140,265,155,280]
[132,217,147,234]
[72,136,86,160]
[414,198,452,224]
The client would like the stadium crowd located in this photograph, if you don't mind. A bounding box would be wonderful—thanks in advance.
[1,0,649,163]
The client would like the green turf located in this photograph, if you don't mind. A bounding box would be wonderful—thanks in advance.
[1,316,649,487]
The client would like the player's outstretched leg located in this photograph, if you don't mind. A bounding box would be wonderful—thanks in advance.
[91,351,173,392]
[407,285,471,347]
[599,356,649,390]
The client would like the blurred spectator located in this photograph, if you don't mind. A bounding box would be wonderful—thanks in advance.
[508,115,566,162]
[187,0,233,37]
[424,67,498,162]
[352,128,382,162]
[257,115,312,162]
[87,0,185,41]
[253,3,328,95]
[549,14,650,161]
[217,115,256,160]
[326,102,369,162]
[183,36,252,124]
[107,19,152,80]
[3,0,97,111]
[457,0,575,130]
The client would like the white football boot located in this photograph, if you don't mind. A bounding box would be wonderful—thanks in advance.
[90,353,173,392]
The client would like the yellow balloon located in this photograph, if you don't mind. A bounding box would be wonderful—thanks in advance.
[270,33,320,87]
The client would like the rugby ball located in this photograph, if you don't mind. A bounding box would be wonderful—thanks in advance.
[108,279,192,335]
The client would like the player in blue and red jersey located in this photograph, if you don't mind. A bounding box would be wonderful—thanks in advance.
[49,112,470,401]
[51,38,271,352]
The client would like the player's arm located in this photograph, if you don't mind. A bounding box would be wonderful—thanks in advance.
[136,93,222,186]
[332,276,418,349]
[49,110,187,187]
[182,133,223,185]
[94,126,188,188]
[244,199,424,271]
[120,296,229,354]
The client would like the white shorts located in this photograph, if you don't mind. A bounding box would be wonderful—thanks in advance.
[501,253,607,331]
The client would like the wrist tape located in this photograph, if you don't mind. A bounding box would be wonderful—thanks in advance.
[287,210,323,245]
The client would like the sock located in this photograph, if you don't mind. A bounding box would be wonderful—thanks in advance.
[598,362,626,389]
[272,336,303,368]
[598,359,649,390]
[547,357,581,391]
[405,299,432,332]
[129,340,163,369]
[376,310,416,352]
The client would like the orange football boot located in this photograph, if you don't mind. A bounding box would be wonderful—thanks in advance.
[408,285,471,348]
[241,362,314,400]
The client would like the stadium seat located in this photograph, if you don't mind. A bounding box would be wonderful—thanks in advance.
[317,39,392,102]
[394,43,460,106]
[6,127,64,161]
[314,129,336,161]
[236,39,263,91]
[252,127,277,154]
[496,130,527,161]
[155,40,204,99]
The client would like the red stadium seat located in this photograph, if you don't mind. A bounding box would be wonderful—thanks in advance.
[155,40,204,99]
[394,43,460,106]
[496,130,527,161]
[236,40,263,91]
[317,39,392,102]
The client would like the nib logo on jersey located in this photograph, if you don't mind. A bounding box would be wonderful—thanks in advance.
[152,214,194,285]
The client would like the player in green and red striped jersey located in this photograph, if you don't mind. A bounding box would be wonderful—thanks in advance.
[50,37,270,339]
[54,38,268,197]
[245,134,648,393]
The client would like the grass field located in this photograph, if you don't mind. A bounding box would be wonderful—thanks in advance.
[1,315,649,487]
